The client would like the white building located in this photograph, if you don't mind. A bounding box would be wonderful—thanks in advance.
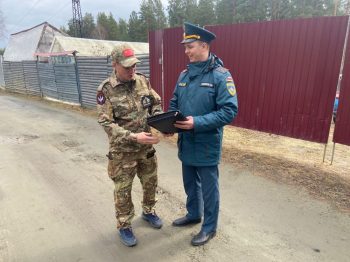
[50,35,149,56]
[3,22,66,61]
[3,22,149,62]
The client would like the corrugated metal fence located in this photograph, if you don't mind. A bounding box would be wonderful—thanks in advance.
[162,27,188,111]
[23,61,41,96]
[208,16,348,143]
[2,54,150,108]
[149,31,164,100]
[0,56,5,87]
[38,63,58,99]
[149,16,349,144]
[55,64,80,104]
[76,57,109,108]
[3,61,27,94]
[76,55,150,108]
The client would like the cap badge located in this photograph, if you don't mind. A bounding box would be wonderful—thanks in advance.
[123,49,134,57]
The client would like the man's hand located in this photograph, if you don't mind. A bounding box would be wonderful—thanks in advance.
[174,116,194,130]
[135,132,160,144]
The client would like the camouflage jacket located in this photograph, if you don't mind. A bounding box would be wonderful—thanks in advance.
[97,71,163,153]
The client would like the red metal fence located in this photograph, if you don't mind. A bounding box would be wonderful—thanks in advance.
[162,27,188,110]
[149,30,163,99]
[150,16,349,144]
[333,24,350,146]
[150,27,188,110]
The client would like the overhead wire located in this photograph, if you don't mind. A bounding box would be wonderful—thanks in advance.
[7,0,43,32]
[46,1,72,24]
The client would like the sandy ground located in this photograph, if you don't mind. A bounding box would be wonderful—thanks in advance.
[164,125,350,213]
[222,125,350,212]
[0,91,350,262]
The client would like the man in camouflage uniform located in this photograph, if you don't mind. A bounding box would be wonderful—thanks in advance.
[97,44,163,247]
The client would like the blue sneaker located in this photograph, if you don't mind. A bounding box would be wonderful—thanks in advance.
[142,212,163,229]
[119,227,137,247]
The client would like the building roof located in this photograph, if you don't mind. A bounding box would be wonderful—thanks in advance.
[50,35,149,56]
[3,22,66,61]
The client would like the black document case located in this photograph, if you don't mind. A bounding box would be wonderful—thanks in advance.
[147,111,187,133]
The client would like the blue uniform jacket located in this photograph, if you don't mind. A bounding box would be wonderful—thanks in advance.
[169,53,238,166]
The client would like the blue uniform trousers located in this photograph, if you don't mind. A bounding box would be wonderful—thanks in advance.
[182,164,219,234]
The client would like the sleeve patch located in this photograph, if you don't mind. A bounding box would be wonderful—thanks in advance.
[227,83,236,96]
[97,91,106,105]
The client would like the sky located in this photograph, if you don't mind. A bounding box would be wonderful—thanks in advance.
[0,0,168,48]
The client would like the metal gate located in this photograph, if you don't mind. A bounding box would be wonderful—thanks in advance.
[38,63,58,99]
[54,64,80,104]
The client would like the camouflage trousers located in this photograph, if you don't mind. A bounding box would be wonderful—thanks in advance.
[107,148,158,229]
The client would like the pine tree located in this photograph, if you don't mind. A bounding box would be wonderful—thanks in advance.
[267,0,293,20]
[231,0,267,23]
[154,0,168,29]
[118,18,129,41]
[82,13,96,39]
[139,0,156,41]
[108,13,119,40]
[62,19,75,37]
[290,0,331,18]
[138,0,167,41]
[95,12,110,39]
[216,0,234,25]
[129,11,144,41]
[168,0,185,27]
[183,0,198,24]
[195,0,216,26]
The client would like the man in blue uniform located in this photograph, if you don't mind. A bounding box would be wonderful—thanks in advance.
[168,22,238,246]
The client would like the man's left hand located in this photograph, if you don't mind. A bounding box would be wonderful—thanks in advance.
[174,116,194,130]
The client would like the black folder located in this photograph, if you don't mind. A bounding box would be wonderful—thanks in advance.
[147,111,187,133]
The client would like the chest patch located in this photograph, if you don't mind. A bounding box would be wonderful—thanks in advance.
[200,83,214,88]
[97,91,106,105]
[141,95,152,108]
[178,82,187,87]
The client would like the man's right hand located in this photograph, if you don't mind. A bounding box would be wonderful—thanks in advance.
[134,132,160,144]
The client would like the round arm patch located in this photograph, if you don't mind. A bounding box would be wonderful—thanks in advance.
[97,91,106,105]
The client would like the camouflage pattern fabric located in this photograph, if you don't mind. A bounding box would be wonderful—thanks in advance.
[97,70,162,228]
[97,71,162,153]
[108,150,157,228]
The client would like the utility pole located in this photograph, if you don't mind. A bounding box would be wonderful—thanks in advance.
[72,0,83,38]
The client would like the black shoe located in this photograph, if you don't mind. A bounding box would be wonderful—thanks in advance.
[191,231,216,246]
[172,216,201,227]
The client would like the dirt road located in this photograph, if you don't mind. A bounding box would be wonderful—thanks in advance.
[0,94,349,262]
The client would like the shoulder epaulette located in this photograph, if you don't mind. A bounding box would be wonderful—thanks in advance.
[136,72,148,78]
[136,72,150,82]
[214,67,229,74]
[97,78,110,91]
